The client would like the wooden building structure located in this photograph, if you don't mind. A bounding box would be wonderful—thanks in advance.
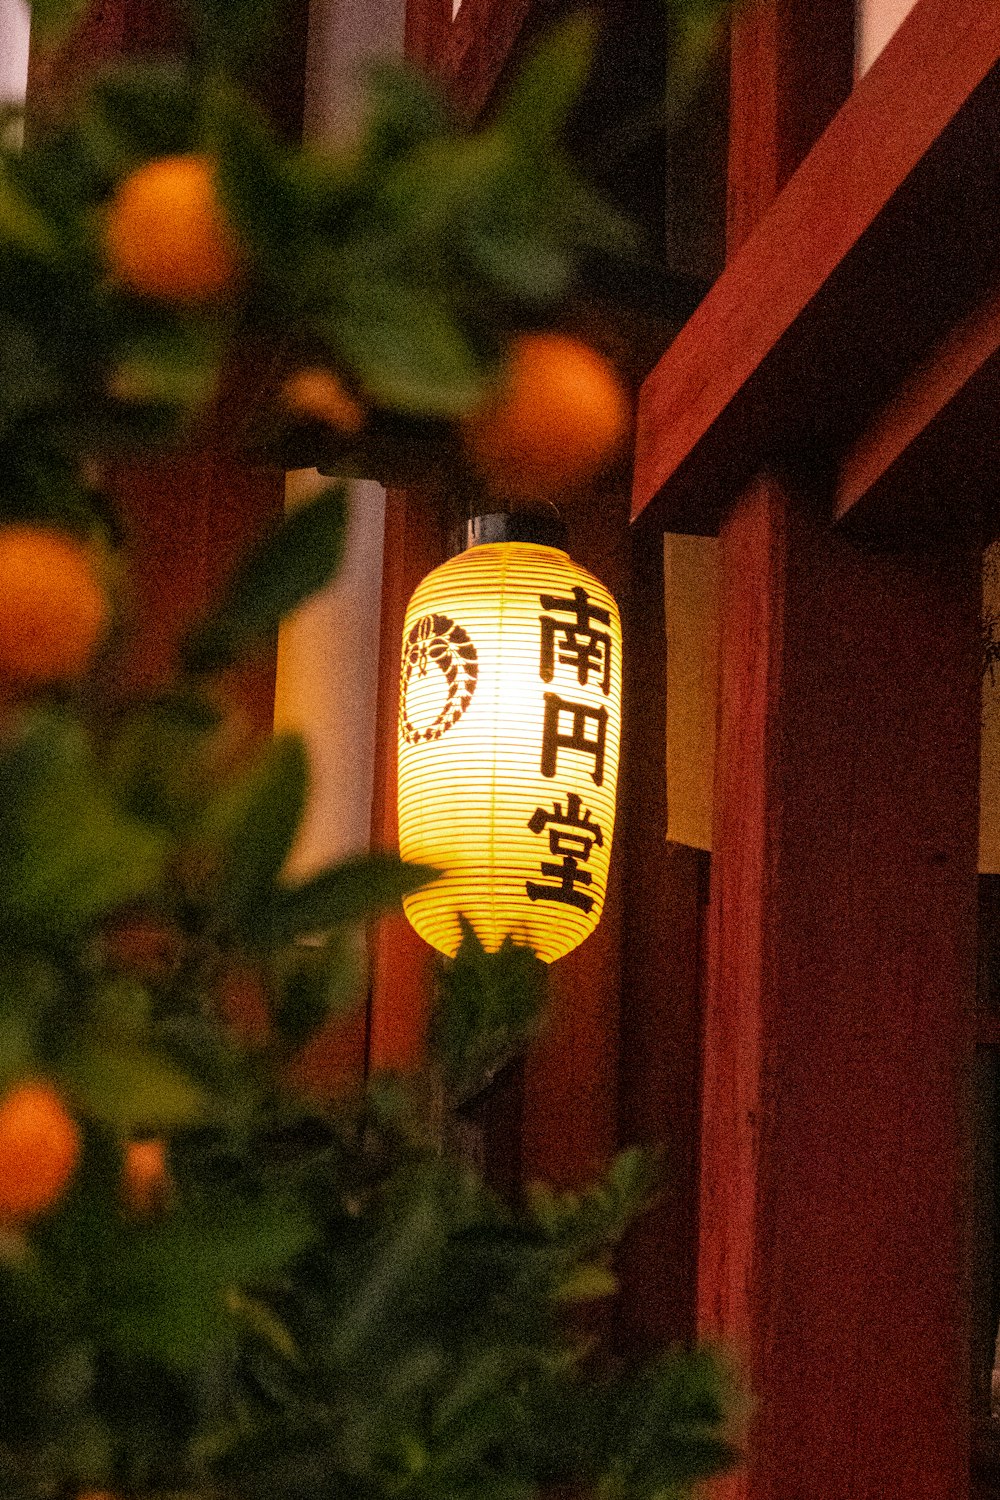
[32,0,1000,1493]
[380,1,1000,1495]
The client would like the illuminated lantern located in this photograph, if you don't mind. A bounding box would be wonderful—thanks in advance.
[397,514,622,963]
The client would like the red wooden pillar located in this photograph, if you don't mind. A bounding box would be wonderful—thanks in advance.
[615,513,706,1353]
[698,5,979,1494]
[520,485,629,1192]
[726,0,854,251]
[701,475,979,1497]
[367,487,445,1072]
[630,2,1000,1490]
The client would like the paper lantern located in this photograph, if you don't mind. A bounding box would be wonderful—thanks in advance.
[397,525,622,963]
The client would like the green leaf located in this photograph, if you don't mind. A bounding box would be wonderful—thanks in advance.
[359,62,452,166]
[0,955,57,1091]
[22,0,89,43]
[430,921,548,1104]
[466,231,570,305]
[184,484,348,671]
[664,0,731,114]
[108,318,220,410]
[595,1346,739,1499]
[226,1286,300,1363]
[382,129,572,306]
[553,1261,617,1302]
[182,0,289,74]
[272,934,364,1048]
[59,1043,206,1132]
[206,733,309,936]
[81,62,199,173]
[526,1147,660,1257]
[98,1194,314,1374]
[213,86,307,266]
[103,690,225,836]
[498,10,597,149]
[270,853,438,941]
[0,163,59,259]
[329,275,486,417]
[0,315,60,435]
[0,712,166,940]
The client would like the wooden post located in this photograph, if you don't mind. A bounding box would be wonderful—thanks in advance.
[700,474,979,1496]
[726,0,854,252]
[367,487,446,1073]
[520,485,630,1193]
[615,512,707,1354]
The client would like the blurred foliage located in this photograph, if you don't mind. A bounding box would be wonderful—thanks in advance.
[0,0,738,1496]
[0,10,622,506]
[0,0,731,510]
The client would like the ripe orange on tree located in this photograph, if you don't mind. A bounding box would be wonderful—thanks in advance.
[461,331,631,500]
[282,366,366,434]
[0,1081,80,1223]
[0,525,108,690]
[102,153,243,305]
[123,1138,171,1217]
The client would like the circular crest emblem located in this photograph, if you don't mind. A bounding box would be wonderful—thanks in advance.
[400,613,478,745]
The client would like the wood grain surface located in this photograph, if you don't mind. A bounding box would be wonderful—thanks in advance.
[700,476,979,1499]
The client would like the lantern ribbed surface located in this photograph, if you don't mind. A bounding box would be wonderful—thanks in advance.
[397,541,622,963]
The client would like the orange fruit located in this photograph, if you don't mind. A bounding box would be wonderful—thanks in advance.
[281,367,365,434]
[0,1081,80,1222]
[0,525,108,689]
[102,153,242,304]
[462,332,631,499]
[122,1138,170,1217]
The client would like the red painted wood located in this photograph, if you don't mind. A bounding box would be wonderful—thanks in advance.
[632,0,1000,533]
[520,919,620,1189]
[407,0,537,118]
[614,515,707,1353]
[108,452,281,736]
[700,475,979,1499]
[26,0,185,113]
[519,484,629,1192]
[28,0,307,138]
[836,279,1000,543]
[727,0,854,253]
[367,487,446,1073]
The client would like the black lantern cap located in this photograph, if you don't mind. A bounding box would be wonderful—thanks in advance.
[457,509,568,553]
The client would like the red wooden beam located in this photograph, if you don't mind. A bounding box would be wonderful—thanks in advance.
[836,279,1000,543]
[520,483,629,1195]
[632,0,1000,534]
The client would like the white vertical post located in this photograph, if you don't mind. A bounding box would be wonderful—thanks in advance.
[0,0,30,106]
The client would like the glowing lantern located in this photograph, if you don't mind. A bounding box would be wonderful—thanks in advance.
[397,516,622,963]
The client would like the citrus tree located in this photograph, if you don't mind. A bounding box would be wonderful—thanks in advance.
[0,0,737,1495]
